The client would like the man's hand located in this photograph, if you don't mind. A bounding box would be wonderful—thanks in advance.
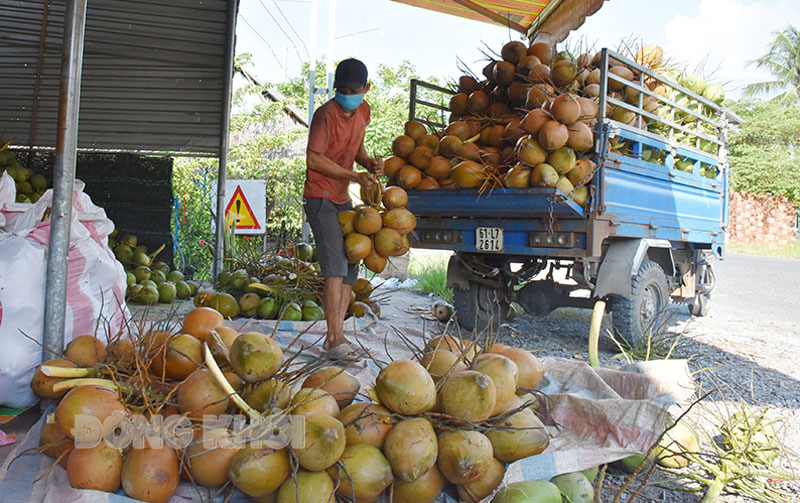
[352,171,377,190]
[365,157,384,176]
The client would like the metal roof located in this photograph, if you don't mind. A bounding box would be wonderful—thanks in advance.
[0,0,236,156]
[391,0,606,42]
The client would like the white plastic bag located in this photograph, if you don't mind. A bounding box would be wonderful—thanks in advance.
[0,172,129,407]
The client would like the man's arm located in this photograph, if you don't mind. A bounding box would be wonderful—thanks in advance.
[307,149,376,188]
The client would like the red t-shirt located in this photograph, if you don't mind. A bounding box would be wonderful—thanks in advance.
[305,99,371,204]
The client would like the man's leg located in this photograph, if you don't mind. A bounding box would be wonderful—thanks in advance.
[323,276,345,349]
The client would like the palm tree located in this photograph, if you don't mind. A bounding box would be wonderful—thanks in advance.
[743,25,800,104]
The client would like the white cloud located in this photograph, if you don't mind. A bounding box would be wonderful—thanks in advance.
[663,0,800,98]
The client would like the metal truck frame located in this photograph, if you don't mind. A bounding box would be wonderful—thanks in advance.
[406,48,742,345]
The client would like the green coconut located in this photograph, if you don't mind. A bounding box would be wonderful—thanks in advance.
[550,472,594,503]
[491,480,562,503]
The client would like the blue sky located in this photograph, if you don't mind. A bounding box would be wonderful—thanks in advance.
[236,0,800,99]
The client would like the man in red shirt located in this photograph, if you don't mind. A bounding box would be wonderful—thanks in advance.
[305,58,383,359]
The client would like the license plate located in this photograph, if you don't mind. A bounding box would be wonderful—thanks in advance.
[475,227,503,252]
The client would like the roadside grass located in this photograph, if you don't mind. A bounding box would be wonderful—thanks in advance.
[408,251,453,302]
[728,240,800,259]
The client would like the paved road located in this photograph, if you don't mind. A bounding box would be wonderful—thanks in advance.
[712,252,800,326]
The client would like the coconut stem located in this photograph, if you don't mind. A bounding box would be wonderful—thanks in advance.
[203,343,261,420]
[588,300,605,367]
[51,378,118,393]
[40,366,94,378]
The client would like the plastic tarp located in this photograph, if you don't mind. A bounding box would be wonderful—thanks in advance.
[391,0,606,42]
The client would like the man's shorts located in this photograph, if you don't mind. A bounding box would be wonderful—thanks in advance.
[304,198,358,285]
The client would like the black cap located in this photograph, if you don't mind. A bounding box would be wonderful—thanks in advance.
[334,58,368,91]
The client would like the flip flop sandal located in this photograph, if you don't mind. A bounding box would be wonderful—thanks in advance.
[325,343,364,361]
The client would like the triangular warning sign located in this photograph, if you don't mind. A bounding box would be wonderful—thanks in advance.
[225,185,261,230]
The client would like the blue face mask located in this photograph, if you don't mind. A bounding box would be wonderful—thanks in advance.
[334,92,364,111]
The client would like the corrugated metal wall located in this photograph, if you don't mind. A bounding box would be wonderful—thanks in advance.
[0,0,233,156]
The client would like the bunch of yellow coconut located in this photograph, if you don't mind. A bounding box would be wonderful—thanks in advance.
[338,182,417,274]
[31,311,551,503]
[381,39,711,207]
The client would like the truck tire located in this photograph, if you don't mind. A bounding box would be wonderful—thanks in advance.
[611,260,669,347]
[453,281,509,333]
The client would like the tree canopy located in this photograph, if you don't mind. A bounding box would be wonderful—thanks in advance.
[743,25,800,104]
[727,99,800,203]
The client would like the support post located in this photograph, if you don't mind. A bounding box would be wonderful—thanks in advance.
[42,0,87,361]
[326,0,335,101]
[214,0,238,279]
[302,0,319,242]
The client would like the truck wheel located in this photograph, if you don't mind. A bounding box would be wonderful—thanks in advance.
[611,260,669,347]
[453,282,509,333]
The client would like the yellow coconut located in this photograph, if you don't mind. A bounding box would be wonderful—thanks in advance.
[301,367,361,409]
[294,412,347,471]
[472,353,519,417]
[419,349,467,384]
[436,429,493,484]
[338,402,393,449]
[375,359,436,415]
[289,388,339,416]
[438,371,496,422]
[391,464,447,503]
[486,407,549,462]
[327,444,393,502]
[383,417,438,483]
[457,457,506,503]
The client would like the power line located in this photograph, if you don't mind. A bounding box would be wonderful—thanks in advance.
[270,0,310,58]
[239,15,286,71]
[257,0,306,63]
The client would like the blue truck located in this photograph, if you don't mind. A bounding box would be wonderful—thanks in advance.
[406,49,743,345]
